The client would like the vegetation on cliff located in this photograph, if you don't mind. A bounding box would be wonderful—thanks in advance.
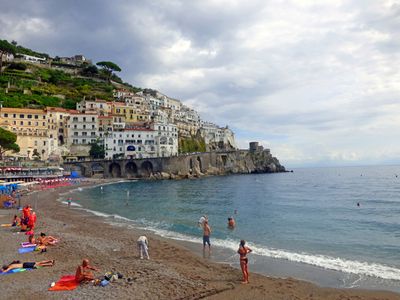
[178,135,206,154]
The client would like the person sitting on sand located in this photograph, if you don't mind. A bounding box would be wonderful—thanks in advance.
[228,217,235,229]
[37,232,58,246]
[11,215,20,227]
[237,240,252,284]
[1,260,54,273]
[75,259,99,283]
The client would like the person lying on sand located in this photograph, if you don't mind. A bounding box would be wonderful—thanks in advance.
[1,260,55,273]
[28,235,46,252]
[37,233,58,246]
[75,259,99,283]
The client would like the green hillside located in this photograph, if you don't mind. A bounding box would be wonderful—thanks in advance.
[0,40,142,109]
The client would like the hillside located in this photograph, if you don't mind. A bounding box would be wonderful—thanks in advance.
[0,40,141,109]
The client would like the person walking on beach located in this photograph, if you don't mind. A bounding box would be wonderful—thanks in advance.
[203,220,211,253]
[238,240,252,284]
[67,197,72,208]
[137,235,149,259]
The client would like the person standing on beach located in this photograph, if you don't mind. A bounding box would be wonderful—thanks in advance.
[203,220,211,253]
[238,240,252,284]
[137,236,149,259]
[67,197,72,208]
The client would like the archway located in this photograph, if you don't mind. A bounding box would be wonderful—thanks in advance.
[196,156,202,172]
[125,162,138,178]
[91,163,104,177]
[141,161,153,177]
[109,162,121,178]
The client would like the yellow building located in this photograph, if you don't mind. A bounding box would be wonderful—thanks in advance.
[0,107,49,159]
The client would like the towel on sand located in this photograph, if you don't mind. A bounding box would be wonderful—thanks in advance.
[18,246,36,254]
[21,242,37,248]
[0,268,31,275]
[48,275,79,291]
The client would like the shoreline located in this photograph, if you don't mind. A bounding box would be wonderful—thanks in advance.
[0,179,398,299]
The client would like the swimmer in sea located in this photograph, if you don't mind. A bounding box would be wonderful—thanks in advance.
[237,240,252,284]
[228,217,235,229]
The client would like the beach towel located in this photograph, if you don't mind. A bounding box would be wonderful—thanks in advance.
[1,224,12,227]
[21,242,37,248]
[0,268,31,275]
[48,275,79,291]
[18,246,36,254]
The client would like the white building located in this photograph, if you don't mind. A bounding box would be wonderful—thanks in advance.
[67,112,99,145]
[200,122,237,150]
[153,122,178,157]
[104,127,156,159]
[18,54,46,63]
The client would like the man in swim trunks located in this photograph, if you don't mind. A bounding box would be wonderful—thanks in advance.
[237,240,252,284]
[203,220,211,252]
[1,260,54,273]
[75,259,99,283]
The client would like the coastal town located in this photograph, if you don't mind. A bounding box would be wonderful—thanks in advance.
[0,48,236,163]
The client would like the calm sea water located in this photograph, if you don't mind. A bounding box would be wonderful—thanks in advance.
[66,165,400,292]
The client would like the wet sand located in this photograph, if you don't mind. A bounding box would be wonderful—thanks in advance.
[0,179,398,300]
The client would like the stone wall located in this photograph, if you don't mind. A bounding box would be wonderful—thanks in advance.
[62,149,285,180]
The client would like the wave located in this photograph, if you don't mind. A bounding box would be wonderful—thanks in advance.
[72,206,400,282]
[60,201,82,207]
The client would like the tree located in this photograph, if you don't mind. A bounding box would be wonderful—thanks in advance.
[0,127,20,160]
[96,61,121,81]
[89,141,105,159]
[0,40,16,74]
[81,65,98,77]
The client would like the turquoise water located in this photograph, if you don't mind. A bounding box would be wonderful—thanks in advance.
[68,166,400,291]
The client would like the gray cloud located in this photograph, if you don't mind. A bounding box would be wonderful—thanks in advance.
[1,0,400,167]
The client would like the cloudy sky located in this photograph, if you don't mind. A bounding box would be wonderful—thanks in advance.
[1,0,400,167]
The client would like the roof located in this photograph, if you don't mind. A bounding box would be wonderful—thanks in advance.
[1,107,46,114]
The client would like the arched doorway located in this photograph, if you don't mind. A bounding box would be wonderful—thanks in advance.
[91,163,104,177]
[141,161,153,177]
[109,162,121,178]
[125,162,138,178]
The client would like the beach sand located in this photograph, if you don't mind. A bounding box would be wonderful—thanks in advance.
[0,179,398,300]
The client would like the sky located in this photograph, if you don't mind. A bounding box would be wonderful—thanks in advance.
[1,0,400,168]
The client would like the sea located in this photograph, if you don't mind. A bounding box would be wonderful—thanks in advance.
[64,165,400,293]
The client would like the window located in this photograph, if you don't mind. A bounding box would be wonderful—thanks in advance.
[73,117,78,122]
[34,141,38,146]
[43,116,46,119]
[20,114,24,118]
[43,141,46,146]
[91,132,95,136]
[74,125,77,129]
[42,122,45,126]
[4,113,8,117]
[92,125,95,129]
[35,122,38,126]
[13,121,16,125]
[35,115,38,119]
[92,117,95,122]
[82,139,86,144]
[74,132,78,136]
[83,125,86,129]
[13,114,16,118]
[28,121,31,126]
[83,117,86,122]
[82,132,87,136]
[20,121,23,125]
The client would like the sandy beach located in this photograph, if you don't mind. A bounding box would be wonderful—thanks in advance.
[0,179,398,300]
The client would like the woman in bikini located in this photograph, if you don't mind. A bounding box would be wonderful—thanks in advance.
[237,239,252,284]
